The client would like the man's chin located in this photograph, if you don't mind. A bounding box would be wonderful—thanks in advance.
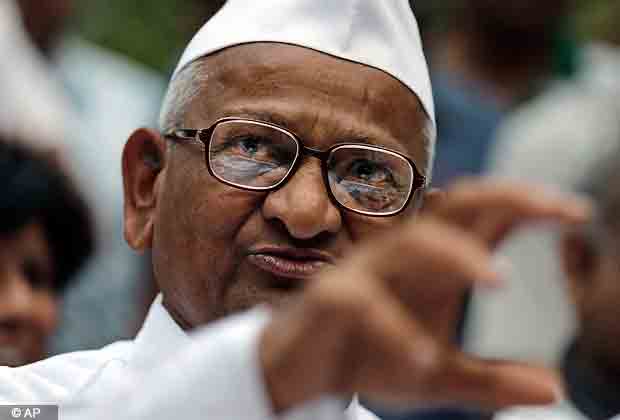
[258,286,305,309]
[212,261,317,321]
[220,277,305,319]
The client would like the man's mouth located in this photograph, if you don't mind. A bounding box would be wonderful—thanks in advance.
[246,246,335,286]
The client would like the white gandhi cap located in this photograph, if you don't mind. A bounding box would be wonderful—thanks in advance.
[173,0,435,161]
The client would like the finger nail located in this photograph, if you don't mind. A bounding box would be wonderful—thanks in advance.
[569,198,593,217]
[474,256,510,289]
[554,194,593,219]
[493,256,513,281]
[478,268,504,289]
[540,188,593,218]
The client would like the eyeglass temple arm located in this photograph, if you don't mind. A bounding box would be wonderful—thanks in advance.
[164,129,198,141]
[415,174,427,190]
[163,129,209,149]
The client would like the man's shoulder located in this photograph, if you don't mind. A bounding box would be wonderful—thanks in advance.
[346,399,381,420]
[0,339,134,403]
[356,405,381,420]
[496,402,587,420]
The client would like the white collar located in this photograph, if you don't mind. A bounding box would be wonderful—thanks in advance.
[130,294,191,369]
[130,294,375,419]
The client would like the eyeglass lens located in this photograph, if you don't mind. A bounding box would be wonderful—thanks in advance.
[207,120,414,214]
[209,121,298,188]
[327,145,413,214]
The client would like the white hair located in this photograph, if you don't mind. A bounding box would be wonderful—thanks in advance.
[422,119,436,183]
[159,60,210,134]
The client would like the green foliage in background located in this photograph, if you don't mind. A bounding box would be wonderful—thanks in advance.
[574,0,620,44]
[73,0,225,75]
[74,0,619,76]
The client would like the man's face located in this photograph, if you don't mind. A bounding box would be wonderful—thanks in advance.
[572,241,620,374]
[129,43,431,327]
[0,223,58,366]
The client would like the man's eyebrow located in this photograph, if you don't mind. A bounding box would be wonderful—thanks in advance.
[220,109,297,132]
[216,108,405,151]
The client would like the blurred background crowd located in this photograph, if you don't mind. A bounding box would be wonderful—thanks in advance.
[1,1,620,419]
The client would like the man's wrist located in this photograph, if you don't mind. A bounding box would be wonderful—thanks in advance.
[259,292,350,414]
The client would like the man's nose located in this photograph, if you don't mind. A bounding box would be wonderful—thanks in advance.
[0,268,36,324]
[262,160,342,239]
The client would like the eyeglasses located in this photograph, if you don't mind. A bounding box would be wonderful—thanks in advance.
[164,117,426,217]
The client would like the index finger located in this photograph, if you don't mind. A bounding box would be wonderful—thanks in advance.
[353,217,502,289]
[428,180,592,245]
[440,180,591,222]
[426,352,562,411]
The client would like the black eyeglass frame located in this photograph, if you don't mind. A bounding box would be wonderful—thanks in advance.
[164,117,427,217]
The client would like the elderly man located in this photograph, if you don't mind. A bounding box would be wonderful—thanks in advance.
[0,1,590,419]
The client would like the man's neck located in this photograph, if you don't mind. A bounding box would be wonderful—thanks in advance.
[563,340,620,420]
[162,296,194,331]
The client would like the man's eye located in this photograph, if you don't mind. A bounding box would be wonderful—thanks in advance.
[221,135,294,165]
[237,137,260,156]
[21,259,52,290]
[349,159,391,183]
[222,136,275,160]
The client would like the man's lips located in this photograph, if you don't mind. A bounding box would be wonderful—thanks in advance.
[246,246,335,282]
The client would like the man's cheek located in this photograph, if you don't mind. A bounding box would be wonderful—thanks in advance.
[192,189,266,238]
[344,213,401,244]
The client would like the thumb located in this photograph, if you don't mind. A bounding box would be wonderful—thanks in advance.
[420,188,446,216]
[432,354,563,411]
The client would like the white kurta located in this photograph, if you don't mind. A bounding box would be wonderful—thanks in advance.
[0,295,378,420]
[496,401,587,420]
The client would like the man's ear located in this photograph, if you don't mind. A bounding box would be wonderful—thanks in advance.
[561,229,598,307]
[122,128,166,252]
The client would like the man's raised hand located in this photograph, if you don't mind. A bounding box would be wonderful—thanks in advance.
[260,180,590,413]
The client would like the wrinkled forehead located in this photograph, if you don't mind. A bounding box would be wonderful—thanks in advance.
[167,43,433,174]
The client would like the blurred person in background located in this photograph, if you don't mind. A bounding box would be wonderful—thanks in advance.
[0,138,93,367]
[0,0,166,353]
[0,0,71,151]
[470,8,620,372]
[499,144,620,420]
[426,0,575,187]
[470,90,620,368]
